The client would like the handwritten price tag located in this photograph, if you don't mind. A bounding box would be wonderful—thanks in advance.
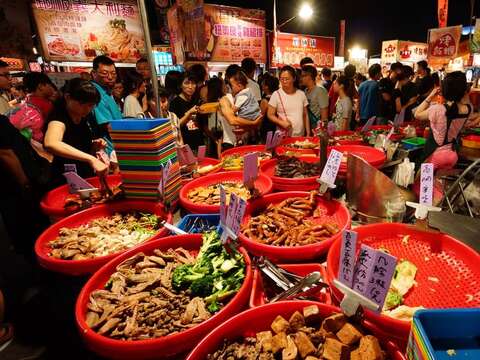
[265,131,273,151]
[386,126,395,141]
[393,109,405,127]
[219,185,227,225]
[243,152,258,188]
[229,193,247,236]
[319,149,343,186]
[197,145,206,162]
[63,172,95,193]
[365,251,397,311]
[351,245,377,297]
[420,163,434,206]
[158,160,172,197]
[361,116,376,132]
[338,230,358,288]
[64,164,77,173]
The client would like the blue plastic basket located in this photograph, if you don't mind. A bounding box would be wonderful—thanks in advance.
[407,308,480,360]
[176,214,220,233]
[110,118,168,131]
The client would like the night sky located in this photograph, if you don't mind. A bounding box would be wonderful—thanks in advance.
[205,0,478,56]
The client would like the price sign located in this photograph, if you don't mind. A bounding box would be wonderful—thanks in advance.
[243,152,258,188]
[386,126,395,141]
[64,164,77,173]
[365,251,397,311]
[197,145,206,162]
[97,150,110,167]
[393,109,405,127]
[419,163,434,206]
[265,131,273,151]
[219,185,227,226]
[319,149,343,186]
[229,193,247,237]
[177,144,196,165]
[158,160,172,197]
[63,172,95,193]
[361,116,376,132]
[351,245,377,297]
[271,130,284,149]
[338,230,358,287]
[109,150,118,164]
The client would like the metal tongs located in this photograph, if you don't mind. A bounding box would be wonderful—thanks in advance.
[254,257,329,302]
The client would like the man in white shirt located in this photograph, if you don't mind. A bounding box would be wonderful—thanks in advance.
[0,60,12,115]
[241,57,261,102]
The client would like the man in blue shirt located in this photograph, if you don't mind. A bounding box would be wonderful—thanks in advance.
[91,55,123,129]
[358,63,382,125]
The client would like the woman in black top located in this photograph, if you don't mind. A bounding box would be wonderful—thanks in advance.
[394,65,419,122]
[169,72,204,151]
[44,78,108,186]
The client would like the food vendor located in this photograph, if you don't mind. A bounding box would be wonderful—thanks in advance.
[44,78,108,187]
[414,71,480,170]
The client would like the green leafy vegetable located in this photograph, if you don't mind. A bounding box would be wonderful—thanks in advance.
[171,231,245,313]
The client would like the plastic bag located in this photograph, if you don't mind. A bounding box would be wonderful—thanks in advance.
[392,158,415,188]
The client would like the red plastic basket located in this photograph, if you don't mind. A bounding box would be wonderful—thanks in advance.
[260,157,320,191]
[40,174,123,222]
[238,191,351,262]
[328,145,386,175]
[35,200,172,276]
[185,301,406,360]
[75,234,252,360]
[249,263,332,308]
[332,130,365,145]
[179,171,273,214]
[326,223,480,343]
[277,136,319,155]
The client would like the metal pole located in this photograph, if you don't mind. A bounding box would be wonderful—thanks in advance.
[273,0,277,65]
[138,0,160,117]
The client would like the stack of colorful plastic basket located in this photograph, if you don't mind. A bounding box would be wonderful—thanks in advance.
[109,119,181,205]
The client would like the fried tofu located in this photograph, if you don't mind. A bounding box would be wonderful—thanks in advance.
[256,330,273,352]
[272,332,288,354]
[322,313,347,333]
[289,311,306,331]
[282,336,298,360]
[272,315,290,334]
[294,331,316,358]
[350,349,362,360]
[322,338,350,360]
[357,335,384,360]
[337,323,363,346]
[303,305,321,324]
[305,357,320,360]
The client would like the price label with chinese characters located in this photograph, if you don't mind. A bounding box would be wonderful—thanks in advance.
[365,251,397,310]
[319,149,343,186]
[197,145,206,162]
[361,116,376,132]
[177,144,197,165]
[386,126,395,141]
[63,172,95,193]
[338,230,358,287]
[64,164,77,174]
[243,152,258,188]
[420,163,434,206]
[219,185,227,226]
[265,131,274,151]
[229,193,247,237]
[351,245,377,296]
[158,160,172,197]
[271,130,284,149]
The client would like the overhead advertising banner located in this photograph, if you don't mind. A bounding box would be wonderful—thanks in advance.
[32,0,146,63]
[199,4,266,63]
[0,1,34,58]
[471,19,480,53]
[273,32,335,68]
[167,4,185,64]
[437,0,448,28]
[428,25,462,60]
[0,57,25,71]
[382,40,428,63]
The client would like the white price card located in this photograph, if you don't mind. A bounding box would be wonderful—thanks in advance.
[361,116,376,132]
[338,230,358,288]
[319,149,343,186]
[197,145,206,162]
[419,163,434,206]
[63,172,94,193]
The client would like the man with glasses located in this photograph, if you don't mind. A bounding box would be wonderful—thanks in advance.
[91,55,123,129]
[0,60,12,115]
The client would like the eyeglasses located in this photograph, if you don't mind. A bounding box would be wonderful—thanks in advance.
[280,77,291,82]
[0,73,11,78]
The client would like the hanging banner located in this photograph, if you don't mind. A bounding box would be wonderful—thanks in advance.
[273,32,335,68]
[339,20,345,57]
[428,25,462,60]
[0,1,34,58]
[0,57,25,71]
[178,0,206,59]
[471,19,480,53]
[381,40,428,64]
[199,4,266,63]
[437,0,448,28]
[381,40,398,63]
[167,4,185,64]
[32,0,146,63]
